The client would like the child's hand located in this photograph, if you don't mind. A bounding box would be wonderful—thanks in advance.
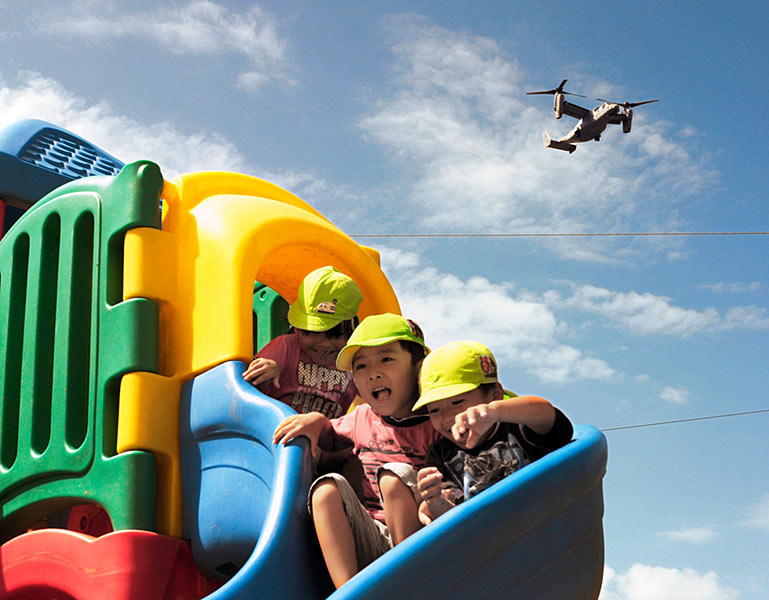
[417,467,445,503]
[243,357,280,388]
[451,403,499,449]
[417,467,455,521]
[418,501,434,526]
[273,413,329,456]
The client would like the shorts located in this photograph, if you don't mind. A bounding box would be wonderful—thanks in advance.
[308,463,420,570]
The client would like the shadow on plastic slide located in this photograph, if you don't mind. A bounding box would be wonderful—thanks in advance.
[179,361,334,599]
[180,361,606,600]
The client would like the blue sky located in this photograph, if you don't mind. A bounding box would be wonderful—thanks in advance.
[2,1,767,598]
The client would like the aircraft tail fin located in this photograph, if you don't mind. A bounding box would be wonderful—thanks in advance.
[543,131,576,154]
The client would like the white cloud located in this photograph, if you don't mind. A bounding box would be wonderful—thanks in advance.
[660,386,690,405]
[548,283,769,337]
[702,281,762,294]
[0,69,370,235]
[0,71,344,201]
[722,305,769,330]
[42,1,293,91]
[666,250,691,262]
[380,248,615,384]
[742,493,769,532]
[552,285,718,337]
[0,71,247,176]
[358,16,717,261]
[600,563,739,600]
[656,526,718,543]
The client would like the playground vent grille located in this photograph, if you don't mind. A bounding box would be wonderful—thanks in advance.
[18,128,123,179]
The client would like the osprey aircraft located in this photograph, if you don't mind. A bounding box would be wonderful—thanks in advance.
[527,80,658,153]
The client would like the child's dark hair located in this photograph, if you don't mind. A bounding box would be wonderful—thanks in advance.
[399,340,426,366]
[295,317,359,339]
[478,382,503,399]
[397,319,426,365]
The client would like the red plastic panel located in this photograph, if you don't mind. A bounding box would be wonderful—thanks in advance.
[66,504,113,537]
[0,529,220,600]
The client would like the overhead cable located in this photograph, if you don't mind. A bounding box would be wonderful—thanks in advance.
[600,408,769,432]
[351,231,769,239]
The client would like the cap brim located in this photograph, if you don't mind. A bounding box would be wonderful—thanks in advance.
[335,336,398,371]
[412,381,481,411]
[288,305,343,331]
[336,335,429,371]
[335,344,362,371]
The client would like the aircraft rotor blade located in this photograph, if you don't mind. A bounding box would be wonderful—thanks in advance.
[626,99,658,108]
[598,98,659,108]
[527,79,585,97]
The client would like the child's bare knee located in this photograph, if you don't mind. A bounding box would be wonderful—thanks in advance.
[311,480,342,511]
[378,471,408,498]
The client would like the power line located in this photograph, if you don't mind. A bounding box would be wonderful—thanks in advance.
[351,231,769,239]
[600,408,769,432]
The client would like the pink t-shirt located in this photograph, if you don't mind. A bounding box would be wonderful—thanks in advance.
[330,403,442,522]
[256,334,357,418]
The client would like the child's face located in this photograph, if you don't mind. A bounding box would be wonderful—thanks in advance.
[351,342,421,419]
[296,329,348,367]
[425,386,494,448]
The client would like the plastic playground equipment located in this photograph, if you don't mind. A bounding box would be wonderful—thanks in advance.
[0,119,608,600]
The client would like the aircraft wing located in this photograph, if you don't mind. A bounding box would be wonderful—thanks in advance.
[562,100,591,119]
[607,114,624,124]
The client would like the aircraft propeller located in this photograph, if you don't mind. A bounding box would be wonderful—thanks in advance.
[597,98,659,109]
[526,79,585,98]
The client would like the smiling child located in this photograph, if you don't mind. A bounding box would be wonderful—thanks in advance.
[243,266,362,418]
[414,341,573,523]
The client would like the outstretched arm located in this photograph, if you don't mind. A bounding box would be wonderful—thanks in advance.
[453,395,556,449]
[273,412,335,456]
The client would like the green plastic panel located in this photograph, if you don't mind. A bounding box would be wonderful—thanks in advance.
[0,161,163,542]
[252,282,290,353]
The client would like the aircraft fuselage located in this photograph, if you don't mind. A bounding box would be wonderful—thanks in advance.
[558,103,620,144]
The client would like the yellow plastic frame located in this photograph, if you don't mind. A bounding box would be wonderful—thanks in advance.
[117,171,400,535]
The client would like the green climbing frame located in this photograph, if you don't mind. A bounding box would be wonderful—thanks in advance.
[0,161,163,542]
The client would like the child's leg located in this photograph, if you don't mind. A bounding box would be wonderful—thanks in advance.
[378,466,422,545]
[311,480,358,588]
[309,474,392,589]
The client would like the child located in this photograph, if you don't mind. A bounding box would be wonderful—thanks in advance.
[243,266,362,419]
[413,341,573,524]
[273,313,441,588]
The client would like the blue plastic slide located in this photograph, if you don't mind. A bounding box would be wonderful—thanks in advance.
[180,361,607,600]
[179,361,334,598]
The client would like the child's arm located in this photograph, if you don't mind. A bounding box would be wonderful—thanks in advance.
[454,395,556,450]
[417,466,456,523]
[243,357,281,389]
[273,412,336,457]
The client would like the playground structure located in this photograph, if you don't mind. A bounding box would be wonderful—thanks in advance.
[0,120,608,599]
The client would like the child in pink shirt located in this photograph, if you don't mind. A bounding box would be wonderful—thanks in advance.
[243,266,362,418]
[274,314,441,588]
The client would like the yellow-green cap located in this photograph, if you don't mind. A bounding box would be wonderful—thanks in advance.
[413,341,499,411]
[336,313,428,371]
[287,266,363,332]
